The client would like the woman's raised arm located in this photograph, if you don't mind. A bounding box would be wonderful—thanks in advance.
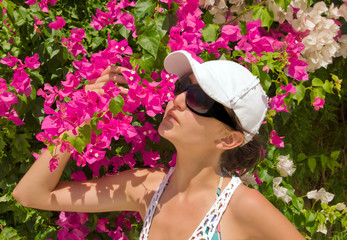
[12,66,166,216]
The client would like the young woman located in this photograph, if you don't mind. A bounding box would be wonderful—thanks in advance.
[13,50,305,239]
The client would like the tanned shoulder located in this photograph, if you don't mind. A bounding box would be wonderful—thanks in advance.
[230,184,305,240]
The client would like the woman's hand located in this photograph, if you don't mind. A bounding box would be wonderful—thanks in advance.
[85,65,130,95]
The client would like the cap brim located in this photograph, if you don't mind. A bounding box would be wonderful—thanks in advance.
[164,50,198,77]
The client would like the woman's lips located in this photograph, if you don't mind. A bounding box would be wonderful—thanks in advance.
[164,111,179,124]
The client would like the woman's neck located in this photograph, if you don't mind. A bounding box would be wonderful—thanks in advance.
[168,148,223,195]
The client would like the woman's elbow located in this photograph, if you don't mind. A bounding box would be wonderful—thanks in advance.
[12,186,35,208]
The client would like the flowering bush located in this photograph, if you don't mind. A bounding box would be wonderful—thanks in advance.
[0,0,346,239]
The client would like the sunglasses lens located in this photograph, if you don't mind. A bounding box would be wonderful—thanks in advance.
[174,76,191,95]
[186,85,214,114]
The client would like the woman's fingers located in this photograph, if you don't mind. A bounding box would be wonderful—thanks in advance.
[95,73,127,84]
[118,86,129,95]
[85,81,129,94]
[86,65,131,95]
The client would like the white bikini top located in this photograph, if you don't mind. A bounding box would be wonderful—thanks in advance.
[140,167,242,239]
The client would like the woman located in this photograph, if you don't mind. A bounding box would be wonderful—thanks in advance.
[13,50,305,239]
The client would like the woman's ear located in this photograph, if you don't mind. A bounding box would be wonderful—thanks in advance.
[215,130,244,150]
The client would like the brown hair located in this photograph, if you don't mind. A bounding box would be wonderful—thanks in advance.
[220,108,264,176]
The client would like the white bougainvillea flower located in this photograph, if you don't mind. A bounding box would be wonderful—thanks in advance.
[273,177,292,203]
[240,172,257,185]
[289,1,341,71]
[336,203,346,211]
[317,223,328,235]
[327,3,341,18]
[290,0,309,11]
[338,2,347,21]
[337,35,347,58]
[276,155,296,177]
[307,188,335,203]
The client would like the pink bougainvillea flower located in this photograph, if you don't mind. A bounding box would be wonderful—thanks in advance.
[269,130,285,148]
[254,170,263,185]
[71,170,87,181]
[111,155,125,172]
[221,24,242,42]
[38,0,57,12]
[115,12,136,37]
[123,153,136,168]
[11,68,32,96]
[82,144,106,165]
[58,72,81,99]
[114,212,133,231]
[1,53,19,67]
[140,122,160,143]
[108,226,127,240]
[263,65,270,73]
[281,83,296,94]
[270,94,289,112]
[25,0,37,5]
[56,212,90,240]
[7,110,25,126]
[49,158,58,172]
[312,97,325,111]
[122,68,140,89]
[143,149,160,167]
[90,8,112,30]
[288,59,309,81]
[159,0,180,8]
[49,16,66,30]
[34,15,43,26]
[169,152,177,167]
[0,78,24,126]
[62,28,88,58]
[96,218,109,233]
[24,53,40,69]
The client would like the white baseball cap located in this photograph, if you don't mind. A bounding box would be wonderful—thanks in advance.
[164,50,268,144]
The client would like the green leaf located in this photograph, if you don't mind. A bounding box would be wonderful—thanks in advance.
[0,226,19,239]
[323,80,334,94]
[252,6,274,29]
[305,210,317,223]
[68,136,86,154]
[139,54,155,74]
[293,84,305,105]
[297,152,307,162]
[137,17,161,57]
[292,196,304,210]
[109,95,125,116]
[90,115,102,136]
[274,0,291,11]
[47,144,55,155]
[330,151,340,161]
[91,37,104,49]
[312,78,323,87]
[307,157,316,173]
[134,0,155,20]
[320,154,328,170]
[310,87,325,102]
[79,125,92,143]
[202,24,220,42]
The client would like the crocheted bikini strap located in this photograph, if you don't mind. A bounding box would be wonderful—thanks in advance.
[139,167,176,240]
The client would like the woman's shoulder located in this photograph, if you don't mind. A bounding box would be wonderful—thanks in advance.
[231,183,269,216]
[229,183,305,239]
[120,166,169,186]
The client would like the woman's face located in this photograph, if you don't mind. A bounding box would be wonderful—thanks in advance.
[158,73,230,149]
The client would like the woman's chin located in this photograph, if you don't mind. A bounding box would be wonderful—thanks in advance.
[158,122,177,142]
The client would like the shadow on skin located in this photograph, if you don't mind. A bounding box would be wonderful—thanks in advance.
[50,167,167,217]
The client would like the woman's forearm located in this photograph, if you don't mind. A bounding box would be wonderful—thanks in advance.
[12,142,72,208]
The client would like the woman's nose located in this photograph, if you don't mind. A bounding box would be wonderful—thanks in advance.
[172,91,187,111]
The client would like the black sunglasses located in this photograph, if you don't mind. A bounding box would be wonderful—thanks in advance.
[174,75,237,130]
